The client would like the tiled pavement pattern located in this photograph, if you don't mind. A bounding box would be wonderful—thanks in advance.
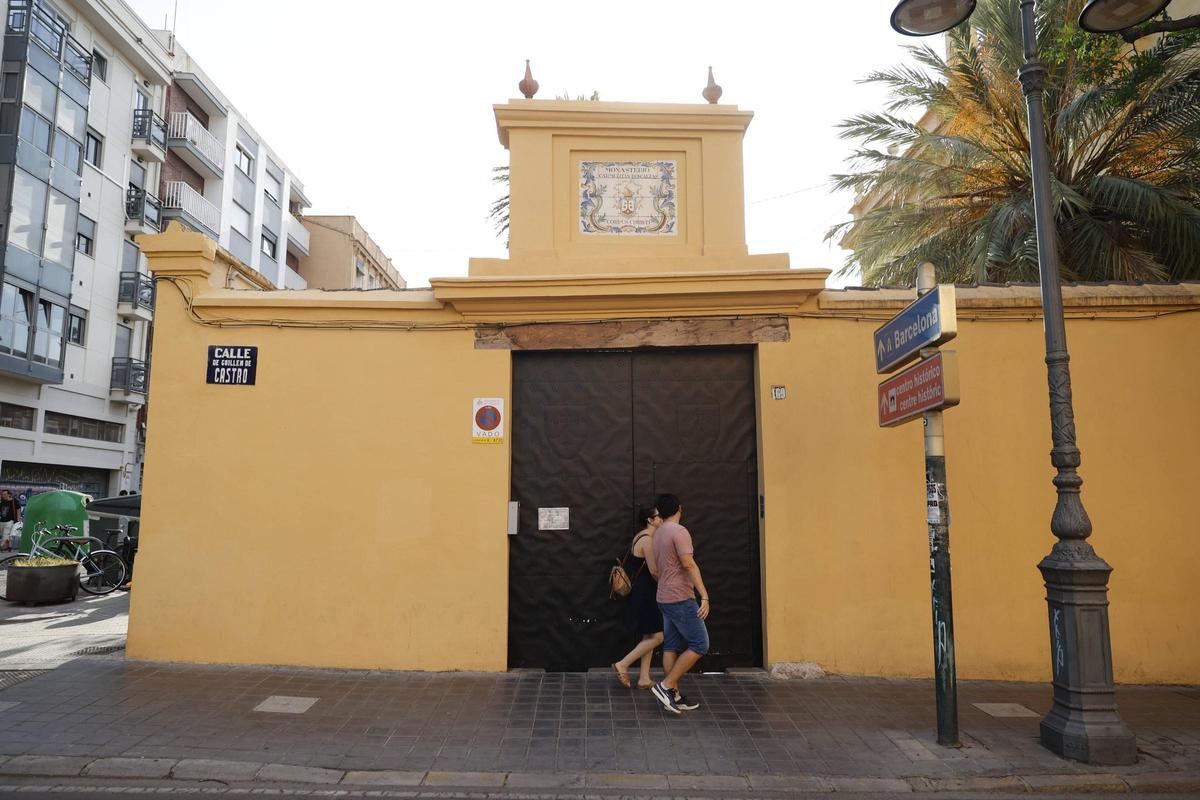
[0,658,1197,787]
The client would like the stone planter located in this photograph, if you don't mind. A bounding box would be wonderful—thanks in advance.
[6,563,78,605]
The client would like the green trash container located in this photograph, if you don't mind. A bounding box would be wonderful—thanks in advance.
[19,490,93,554]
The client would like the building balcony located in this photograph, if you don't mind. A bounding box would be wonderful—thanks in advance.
[125,187,162,235]
[167,112,224,179]
[110,357,149,404]
[287,213,310,256]
[161,181,221,239]
[117,271,155,323]
[131,108,167,163]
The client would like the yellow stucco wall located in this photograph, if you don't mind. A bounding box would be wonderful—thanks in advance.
[758,306,1200,683]
[127,258,511,671]
[126,96,1200,684]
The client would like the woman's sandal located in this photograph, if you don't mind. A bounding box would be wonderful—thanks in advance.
[611,663,631,689]
[636,680,654,690]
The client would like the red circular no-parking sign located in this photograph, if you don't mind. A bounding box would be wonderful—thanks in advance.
[475,405,501,431]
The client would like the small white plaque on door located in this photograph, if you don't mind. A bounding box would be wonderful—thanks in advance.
[538,507,569,531]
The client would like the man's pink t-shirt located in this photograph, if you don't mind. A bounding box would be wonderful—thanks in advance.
[653,521,695,603]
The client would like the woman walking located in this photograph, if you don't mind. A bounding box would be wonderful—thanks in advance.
[612,506,663,689]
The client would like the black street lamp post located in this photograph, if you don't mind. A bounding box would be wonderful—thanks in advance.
[889,0,1172,765]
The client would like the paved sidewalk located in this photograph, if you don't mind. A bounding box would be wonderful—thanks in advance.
[0,591,128,670]
[0,657,1197,794]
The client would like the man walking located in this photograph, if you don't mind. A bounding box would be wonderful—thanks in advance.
[649,493,709,714]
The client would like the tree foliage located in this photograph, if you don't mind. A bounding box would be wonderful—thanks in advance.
[828,0,1200,286]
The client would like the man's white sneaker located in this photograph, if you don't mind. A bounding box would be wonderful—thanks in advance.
[651,682,682,714]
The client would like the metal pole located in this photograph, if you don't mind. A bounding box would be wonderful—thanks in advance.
[918,263,958,748]
[1017,0,1135,765]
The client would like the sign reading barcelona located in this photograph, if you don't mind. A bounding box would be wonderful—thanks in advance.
[579,160,677,235]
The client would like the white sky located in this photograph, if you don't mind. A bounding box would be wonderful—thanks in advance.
[123,0,922,288]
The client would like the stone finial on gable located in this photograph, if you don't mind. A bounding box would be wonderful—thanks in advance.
[703,67,723,104]
[519,60,539,99]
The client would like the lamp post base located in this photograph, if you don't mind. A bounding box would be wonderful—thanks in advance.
[1040,713,1137,766]
[1038,541,1137,766]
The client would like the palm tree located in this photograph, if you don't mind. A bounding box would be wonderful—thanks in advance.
[827,0,1200,286]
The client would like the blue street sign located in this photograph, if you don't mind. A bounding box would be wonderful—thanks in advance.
[874,285,957,374]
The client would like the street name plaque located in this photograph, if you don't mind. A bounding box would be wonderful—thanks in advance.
[874,285,958,374]
[877,350,960,427]
[206,345,257,386]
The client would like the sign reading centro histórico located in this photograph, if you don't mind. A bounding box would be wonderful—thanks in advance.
[874,285,957,374]
[878,351,960,427]
[206,346,257,386]
[579,160,677,236]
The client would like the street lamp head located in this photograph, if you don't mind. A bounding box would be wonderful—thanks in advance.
[890,0,976,36]
[1078,0,1172,33]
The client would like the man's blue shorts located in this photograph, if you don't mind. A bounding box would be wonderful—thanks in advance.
[659,598,709,656]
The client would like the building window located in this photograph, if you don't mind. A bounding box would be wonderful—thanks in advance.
[91,50,107,82]
[235,144,254,177]
[32,298,66,367]
[84,129,102,168]
[9,169,47,256]
[43,188,77,269]
[44,411,124,443]
[231,203,252,238]
[0,283,33,358]
[260,230,277,260]
[19,107,52,154]
[128,162,146,200]
[52,130,82,174]
[76,214,95,256]
[0,402,36,431]
[264,173,281,205]
[122,239,140,271]
[67,311,86,346]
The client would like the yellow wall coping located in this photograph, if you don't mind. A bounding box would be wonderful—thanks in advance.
[820,282,1200,312]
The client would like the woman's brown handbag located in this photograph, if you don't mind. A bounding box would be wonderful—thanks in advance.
[608,534,648,599]
[609,559,634,599]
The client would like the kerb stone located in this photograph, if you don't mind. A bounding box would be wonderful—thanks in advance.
[423,771,506,787]
[173,759,264,781]
[342,769,427,786]
[1022,773,1128,793]
[0,755,91,776]
[85,757,176,778]
[256,762,344,784]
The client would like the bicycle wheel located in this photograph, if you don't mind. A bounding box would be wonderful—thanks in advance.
[77,549,126,596]
[0,552,30,600]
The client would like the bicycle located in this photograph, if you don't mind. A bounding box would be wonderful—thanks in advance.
[0,523,127,599]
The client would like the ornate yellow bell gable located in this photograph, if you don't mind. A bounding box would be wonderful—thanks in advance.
[469,99,790,277]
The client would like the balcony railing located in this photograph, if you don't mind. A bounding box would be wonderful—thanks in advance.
[132,108,167,152]
[111,357,149,396]
[167,112,224,171]
[118,271,155,312]
[162,181,220,236]
[6,2,90,82]
[126,187,162,232]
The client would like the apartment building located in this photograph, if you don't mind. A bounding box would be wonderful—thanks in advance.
[150,32,310,289]
[300,215,404,290]
[0,0,314,498]
[0,0,170,496]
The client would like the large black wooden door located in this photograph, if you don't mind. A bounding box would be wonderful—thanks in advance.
[509,348,761,671]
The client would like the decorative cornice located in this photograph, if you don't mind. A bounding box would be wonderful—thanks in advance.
[493,100,753,147]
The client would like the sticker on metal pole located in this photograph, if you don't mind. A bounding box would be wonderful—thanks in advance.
[472,397,505,444]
